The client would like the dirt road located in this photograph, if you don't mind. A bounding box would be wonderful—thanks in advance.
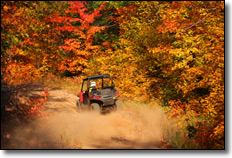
[2,85,169,149]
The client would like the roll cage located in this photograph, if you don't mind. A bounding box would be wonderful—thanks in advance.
[81,74,115,92]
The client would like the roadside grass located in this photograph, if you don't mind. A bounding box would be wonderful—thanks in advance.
[161,105,211,149]
[33,73,82,95]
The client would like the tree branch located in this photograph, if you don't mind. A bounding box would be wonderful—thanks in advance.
[184,7,217,31]
[184,14,209,31]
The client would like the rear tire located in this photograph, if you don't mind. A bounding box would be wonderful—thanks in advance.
[115,99,122,111]
[76,99,82,112]
[91,103,100,112]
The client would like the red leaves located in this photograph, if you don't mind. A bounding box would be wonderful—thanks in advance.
[63,1,105,25]
[160,138,172,149]
[158,20,180,33]
[102,41,112,47]
[51,16,83,24]
[56,25,77,32]
[168,100,187,112]
[14,88,49,117]
[193,122,213,148]
[48,1,106,72]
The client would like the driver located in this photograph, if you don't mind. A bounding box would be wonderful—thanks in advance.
[89,81,96,92]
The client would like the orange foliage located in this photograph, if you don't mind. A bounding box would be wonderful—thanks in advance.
[4,62,40,86]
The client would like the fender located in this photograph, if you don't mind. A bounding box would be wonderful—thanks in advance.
[79,91,83,102]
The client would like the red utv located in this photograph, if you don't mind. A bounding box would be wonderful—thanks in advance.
[76,74,122,113]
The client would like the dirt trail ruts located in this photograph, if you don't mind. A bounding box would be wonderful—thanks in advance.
[2,85,168,149]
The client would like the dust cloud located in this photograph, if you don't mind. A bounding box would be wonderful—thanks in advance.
[8,105,168,149]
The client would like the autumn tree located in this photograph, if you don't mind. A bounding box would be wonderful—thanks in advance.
[48,1,106,74]
[1,1,68,85]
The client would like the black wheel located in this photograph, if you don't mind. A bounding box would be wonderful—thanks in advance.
[76,99,82,112]
[91,103,100,112]
[115,99,122,111]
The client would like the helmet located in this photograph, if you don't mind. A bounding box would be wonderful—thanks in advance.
[90,81,96,87]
